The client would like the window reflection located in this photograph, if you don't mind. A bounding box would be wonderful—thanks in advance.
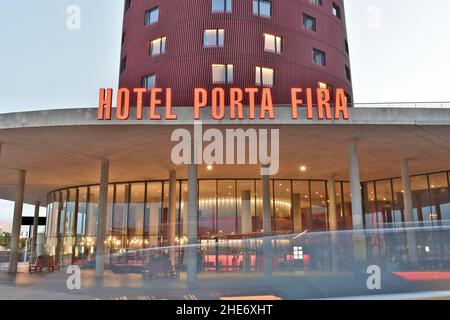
[145,182,162,248]
[128,183,145,248]
[113,184,128,238]
[236,180,255,234]
[199,180,216,236]
[392,179,405,228]
[86,186,99,236]
[218,180,237,234]
[310,181,327,232]
[62,189,76,265]
[375,180,393,227]
[363,182,377,228]
[274,181,292,233]
[429,173,450,224]
[292,181,310,232]
[342,183,353,229]
[105,186,114,237]
[411,175,431,224]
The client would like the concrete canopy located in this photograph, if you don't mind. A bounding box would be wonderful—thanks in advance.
[1,106,450,205]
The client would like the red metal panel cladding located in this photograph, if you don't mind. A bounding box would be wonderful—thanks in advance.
[119,0,353,106]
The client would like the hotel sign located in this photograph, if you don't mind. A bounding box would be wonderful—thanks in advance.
[97,87,349,121]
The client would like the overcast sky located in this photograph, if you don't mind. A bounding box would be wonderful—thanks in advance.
[0,0,450,223]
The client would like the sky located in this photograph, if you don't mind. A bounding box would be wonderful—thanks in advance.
[0,0,450,223]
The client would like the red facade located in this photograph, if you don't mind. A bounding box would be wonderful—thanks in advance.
[119,0,353,106]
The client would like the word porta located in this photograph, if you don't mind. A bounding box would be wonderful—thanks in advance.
[97,87,349,121]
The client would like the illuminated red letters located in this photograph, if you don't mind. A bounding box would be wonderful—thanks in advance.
[98,87,349,121]
[291,88,349,120]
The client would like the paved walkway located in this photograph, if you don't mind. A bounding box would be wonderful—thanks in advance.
[0,264,447,300]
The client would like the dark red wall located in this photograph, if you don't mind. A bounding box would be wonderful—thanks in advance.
[119,0,353,106]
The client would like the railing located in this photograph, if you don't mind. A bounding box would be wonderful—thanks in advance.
[352,102,450,109]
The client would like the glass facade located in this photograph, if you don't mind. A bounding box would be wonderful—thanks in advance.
[362,171,450,264]
[45,171,450,271]
[45,178,351,266]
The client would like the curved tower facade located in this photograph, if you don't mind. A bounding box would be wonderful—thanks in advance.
[119,0,353,106]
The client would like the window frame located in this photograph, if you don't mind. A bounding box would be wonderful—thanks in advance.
[303,14,317,32]
[253,0,272,18]
[144,7,159,26]
[203,29,225,48]
[149,37,167,56]
[256,66,274,87]
[212,64,234,84]
[212,0,232,13]
[263,34,283,54]
[345,65,352,82]
[312,48,326,66]
[332,2,341,19]
[141,74,156,90]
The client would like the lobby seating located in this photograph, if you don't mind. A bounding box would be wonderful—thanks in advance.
[28,256,45,273]
[29,255,59,273]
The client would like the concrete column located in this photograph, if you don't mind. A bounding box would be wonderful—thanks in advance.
[240,191,252,234]
[401,159,418,265]
[327,175,338,270]
[9,170,26,273]
[31,201,40,263]
[262,172,272,277]
[241,190,252,272]
[168,170,177,264]
[348,139,367,262]
[327,175,338,232]
[187,162,198,285]
[293,194,302,233]
[349,140,363,229]
[95,160,109,278]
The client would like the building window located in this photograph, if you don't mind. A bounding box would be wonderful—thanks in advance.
[125,0,132,12]
[256,67,274,87]
[212,0,232,13]
[318,81,333,91]
[318,81,333,99]
[313,48,326,66]
[144,7,159,25]
[120,56,127,73]
[212,64,234,84]
[264,34,282,54]
[203,29,225,47]
[142,74,156,89]
[311,0,322,6]
[121,32,126,46]
[345,39,349,54]
[345,93,352,104]
[345,65,351,82]
[293,246,304,260]
[332,2,341,19]
[303,14,317,31]
[150,37,166,56]
[253,0,272,17]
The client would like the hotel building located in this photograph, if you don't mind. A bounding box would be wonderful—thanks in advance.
[1,0,450,278]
